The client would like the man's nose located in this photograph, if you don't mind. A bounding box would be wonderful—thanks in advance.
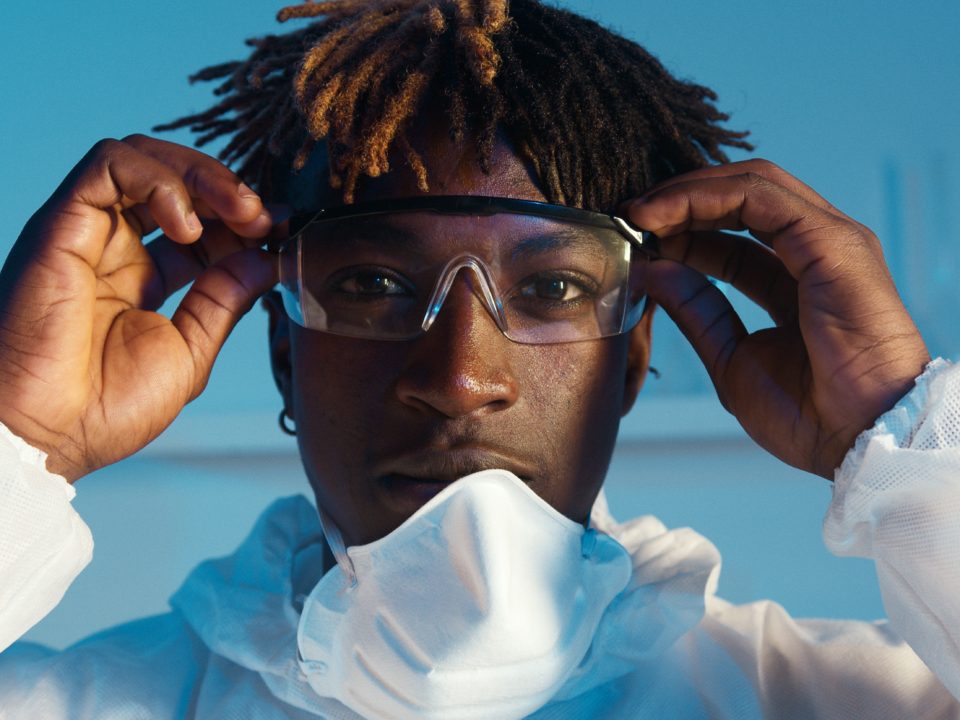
[394,270,519,418]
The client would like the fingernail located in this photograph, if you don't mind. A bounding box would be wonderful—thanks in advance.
[238,182,259,200]
[186,211,202,232]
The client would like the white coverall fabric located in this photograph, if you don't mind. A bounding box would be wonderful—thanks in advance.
[0,359,958,718]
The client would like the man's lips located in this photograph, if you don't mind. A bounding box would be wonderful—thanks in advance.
[375,447,537,486]
[374,448,536,507]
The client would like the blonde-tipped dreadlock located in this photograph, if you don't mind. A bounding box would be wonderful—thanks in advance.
[157,0,752,209]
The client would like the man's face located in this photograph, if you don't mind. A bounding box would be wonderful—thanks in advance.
[269,134,653,546]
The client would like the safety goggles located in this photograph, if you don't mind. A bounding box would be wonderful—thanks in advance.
[275,196,658,345]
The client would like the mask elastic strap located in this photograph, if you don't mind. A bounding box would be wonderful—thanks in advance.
[316,504,358,586]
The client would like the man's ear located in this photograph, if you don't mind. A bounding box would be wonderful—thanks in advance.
[262,290,294,414]
[621,302,656,417]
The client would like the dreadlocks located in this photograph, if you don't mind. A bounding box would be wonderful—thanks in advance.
[156,0,752,211]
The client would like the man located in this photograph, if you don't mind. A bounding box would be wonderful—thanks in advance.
[0,1,958,717]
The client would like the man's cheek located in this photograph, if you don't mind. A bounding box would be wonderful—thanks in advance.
[518,352,614,455]
[529,347,624,409]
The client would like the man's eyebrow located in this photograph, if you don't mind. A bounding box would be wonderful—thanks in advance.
[509,230,606,261]
[310,218,608,257]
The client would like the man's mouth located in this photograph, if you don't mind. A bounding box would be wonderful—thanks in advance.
[378,474,457,506]
[375,448,535,507]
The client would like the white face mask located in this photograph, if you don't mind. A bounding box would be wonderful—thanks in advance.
[296,469,632,720]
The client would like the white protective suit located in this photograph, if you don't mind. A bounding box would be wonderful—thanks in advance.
[1,359,959,719]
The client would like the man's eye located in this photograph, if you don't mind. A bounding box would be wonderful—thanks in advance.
[519,275,586,302]
[336,270,410,296]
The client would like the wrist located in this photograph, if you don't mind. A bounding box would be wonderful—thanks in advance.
[0,410,83,482]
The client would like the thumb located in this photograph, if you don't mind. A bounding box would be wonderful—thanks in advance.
[646,258,748,411]
[172,248,278,400]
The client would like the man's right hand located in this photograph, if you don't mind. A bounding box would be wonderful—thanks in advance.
[0,135,279,482]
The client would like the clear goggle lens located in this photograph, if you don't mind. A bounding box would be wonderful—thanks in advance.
[276,197,656,345]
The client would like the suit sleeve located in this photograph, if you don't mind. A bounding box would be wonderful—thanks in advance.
[0,423,93,653]
[824,358,960,699]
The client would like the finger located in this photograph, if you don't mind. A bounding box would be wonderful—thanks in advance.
[123,197,218,239]
[122,134,271,239]
[144,203,291,309]
[659,230,799,326]
[625,173,887,288]
[645,258,749,412]
[172,248,279,401]
[143,222,257,309]
[42,139,203,250]
[121,195,273,246]
[630,159,850,221]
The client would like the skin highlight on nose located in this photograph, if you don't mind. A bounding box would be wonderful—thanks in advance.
[395,275,521,419]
